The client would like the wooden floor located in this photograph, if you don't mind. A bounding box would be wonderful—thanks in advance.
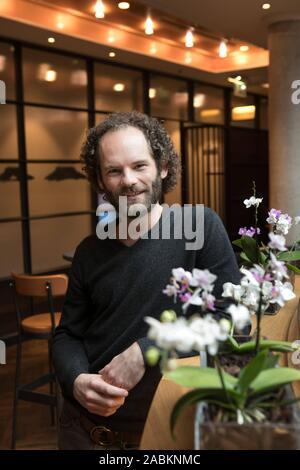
[0,340,57,450]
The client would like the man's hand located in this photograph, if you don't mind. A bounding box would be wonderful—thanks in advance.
[98,342,146,391]
[73,373,128,417]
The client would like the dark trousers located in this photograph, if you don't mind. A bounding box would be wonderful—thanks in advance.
[58,399,140,450]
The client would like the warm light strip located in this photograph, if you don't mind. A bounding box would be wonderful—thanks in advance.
[232,105,256,120]
[0,0,269,74]
[201,109,221,117]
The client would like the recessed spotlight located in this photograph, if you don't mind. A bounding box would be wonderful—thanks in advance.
[48,37,55,44]
[235,75,242,81]
[240,45,249,52]
[262,3,271,10]
[109,51,116,58]
[118,2,130,9]
[113,83,125,92]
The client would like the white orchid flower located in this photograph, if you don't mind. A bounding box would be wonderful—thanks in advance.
[243,196,263,208]
[222,282,244,302]
[268,233,287,252]
[227,304,251,330]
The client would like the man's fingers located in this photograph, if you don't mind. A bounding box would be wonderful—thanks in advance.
[85,389,125,407]
[90,376,128,398]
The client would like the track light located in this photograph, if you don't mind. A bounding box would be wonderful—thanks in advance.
[185,29,194,48]
[219,40,228,58]
[95,1,105,19]
[145,16,154,35]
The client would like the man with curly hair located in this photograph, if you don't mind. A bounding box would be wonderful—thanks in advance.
[53,111,241,450]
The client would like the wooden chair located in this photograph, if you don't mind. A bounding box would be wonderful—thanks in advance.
[9,272,68,449]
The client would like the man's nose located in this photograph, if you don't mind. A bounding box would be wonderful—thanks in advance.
[121,169,138,186]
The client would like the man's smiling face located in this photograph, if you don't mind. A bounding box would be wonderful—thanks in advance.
[98,126,167,213]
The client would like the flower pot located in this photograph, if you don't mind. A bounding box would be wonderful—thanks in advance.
[194,387,300,450]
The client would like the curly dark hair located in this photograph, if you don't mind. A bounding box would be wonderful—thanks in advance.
[80,111,180,194]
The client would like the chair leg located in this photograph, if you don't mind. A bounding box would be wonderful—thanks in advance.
[11,338,22,449]
[48,340,55,426]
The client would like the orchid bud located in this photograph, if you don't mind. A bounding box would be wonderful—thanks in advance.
[219,318,231,333]
[160,309,177,323]
[145,347,160,366]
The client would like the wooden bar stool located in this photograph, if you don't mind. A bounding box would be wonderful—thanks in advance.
[9,273,68,449]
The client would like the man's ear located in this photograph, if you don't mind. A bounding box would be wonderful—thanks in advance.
[160,165,168,180]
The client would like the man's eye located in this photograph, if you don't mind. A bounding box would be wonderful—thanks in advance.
[108,169,120,174]
[135,164,146,169]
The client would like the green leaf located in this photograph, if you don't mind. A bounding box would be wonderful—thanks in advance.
[239,252,252,265]
[250,368,300,395]
[170,389,235,437]
[165,366,237,390]
[237,349,269,395]
[278,250,300,262]
[286,263,300,274]
[220,335,240,354]
[232,239,243,248]
[241,236,260,264]
[237,339,298,354]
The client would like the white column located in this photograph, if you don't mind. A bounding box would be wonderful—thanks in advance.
[268,19,300,244]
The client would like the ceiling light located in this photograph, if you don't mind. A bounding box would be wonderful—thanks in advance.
[262,83,270,89]
[240,45,249,52]
[109,51,116,57]
[219,40,228,58]
[45,70,57,82]
[235,75,242,81]
[48,37,55,44]
[145,16,154,35]
[185,29,194,48]
[262,3,271,10]
[113,83,125,92]
[95,0,105,18]
[108,33,115,43]
[118,2,130,9]
[149,88,156,99]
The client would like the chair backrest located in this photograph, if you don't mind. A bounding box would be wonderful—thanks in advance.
[11,273,68,298]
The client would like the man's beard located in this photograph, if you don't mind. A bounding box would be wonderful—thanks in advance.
[104,174,163,217]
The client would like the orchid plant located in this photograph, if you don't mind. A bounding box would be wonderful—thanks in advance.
[145,193,300,432]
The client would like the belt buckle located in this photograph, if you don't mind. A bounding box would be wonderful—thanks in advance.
[90,425,115,446]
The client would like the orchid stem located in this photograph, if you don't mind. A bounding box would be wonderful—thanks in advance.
[215,356,232,405]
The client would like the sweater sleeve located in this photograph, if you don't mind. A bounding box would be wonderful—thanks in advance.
[52,243,91,398]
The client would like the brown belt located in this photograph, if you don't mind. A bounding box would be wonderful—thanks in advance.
[79,414,141,448]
